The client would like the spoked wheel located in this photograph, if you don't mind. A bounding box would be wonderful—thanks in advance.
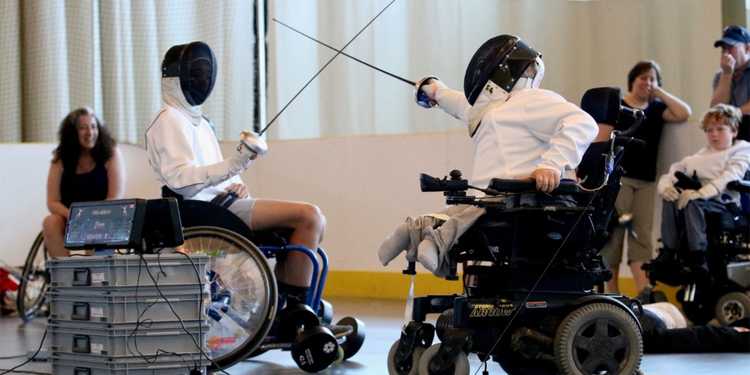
[555,303,642,375]
[715,292,750,325]
[387,340,425,375]
[182,226,278,371]
[16,232,49,321]
[416,343,469,375]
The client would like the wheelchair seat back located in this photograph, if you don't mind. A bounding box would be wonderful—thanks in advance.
[161,186,288,247]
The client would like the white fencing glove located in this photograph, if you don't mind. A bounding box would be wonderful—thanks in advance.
[660,186,680,202]
[239,131,268,156]
[415,76,445,108]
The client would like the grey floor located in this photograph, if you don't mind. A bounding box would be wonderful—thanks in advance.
[1,298,749,374]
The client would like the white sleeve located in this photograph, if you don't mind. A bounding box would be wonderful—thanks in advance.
[537,104,599,173]
[146,112,252,198]
[708,141,750,193]
[434,86,471,122]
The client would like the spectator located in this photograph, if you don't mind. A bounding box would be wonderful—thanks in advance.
[43,107,124,257]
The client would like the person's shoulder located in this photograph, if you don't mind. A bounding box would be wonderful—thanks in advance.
[146,106,182,134]
[732,139,750,152]
[530,88,565,101]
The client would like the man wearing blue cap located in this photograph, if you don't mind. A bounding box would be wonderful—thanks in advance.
[711,25,750,114]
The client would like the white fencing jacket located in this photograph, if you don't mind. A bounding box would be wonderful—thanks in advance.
[146,78,247,201]
[434,87,598,189]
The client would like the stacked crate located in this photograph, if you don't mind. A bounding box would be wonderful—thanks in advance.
[46,254,209,375]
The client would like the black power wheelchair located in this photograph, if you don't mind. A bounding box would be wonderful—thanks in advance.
[643,175,750,326]
[386,87,647,375]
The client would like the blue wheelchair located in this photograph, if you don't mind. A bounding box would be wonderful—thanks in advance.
[162,187,366,372]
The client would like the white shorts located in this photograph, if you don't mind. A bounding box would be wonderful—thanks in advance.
[227,198,257,229]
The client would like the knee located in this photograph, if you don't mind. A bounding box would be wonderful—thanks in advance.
[299,203,326,232]
[42,214,66,234]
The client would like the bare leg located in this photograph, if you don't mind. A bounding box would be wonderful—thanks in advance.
[606,266,621,294]
[630,261,650,294]
[43,214,69,258]
[249,199,326,287]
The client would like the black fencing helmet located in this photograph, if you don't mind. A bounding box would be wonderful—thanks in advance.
[463,35,540,105]
[162,41,217,106]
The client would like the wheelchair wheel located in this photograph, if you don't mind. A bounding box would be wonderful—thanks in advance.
[555,303,642,375]
[387,340,425,375]
[715,292,750,325]
[16,232,48,321]
[416,343,469,375]
[182,226,277,371]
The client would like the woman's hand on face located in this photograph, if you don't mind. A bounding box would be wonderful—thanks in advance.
[225,183,249,199]
[649,85,664,101]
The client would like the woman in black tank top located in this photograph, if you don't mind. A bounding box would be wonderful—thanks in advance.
[42,107,124,257]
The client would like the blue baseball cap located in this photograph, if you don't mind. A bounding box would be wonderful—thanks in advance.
[714,25,750,47]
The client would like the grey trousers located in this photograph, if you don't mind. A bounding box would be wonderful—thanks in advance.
[661,199,729,252]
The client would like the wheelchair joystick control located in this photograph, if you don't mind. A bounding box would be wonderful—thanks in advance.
[449,170,462,180]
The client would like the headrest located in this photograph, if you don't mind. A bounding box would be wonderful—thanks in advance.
[580,87,622,125]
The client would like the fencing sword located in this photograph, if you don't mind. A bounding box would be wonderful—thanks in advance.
[272,17,438,111]
[259,0,398,136]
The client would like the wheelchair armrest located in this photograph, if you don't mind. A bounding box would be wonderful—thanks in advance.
[727,180,750,193]
[488,178,580,195]
[420,172,468,192]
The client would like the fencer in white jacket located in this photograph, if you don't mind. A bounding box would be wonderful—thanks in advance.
[146,41,326,305]
[421,60,598,192]
[379,35,598,275]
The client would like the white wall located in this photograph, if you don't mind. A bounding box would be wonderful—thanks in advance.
[0,143,160,266]
[0,122,705,274]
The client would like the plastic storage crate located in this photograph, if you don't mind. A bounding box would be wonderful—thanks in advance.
[48,285,207,323]
[49,319,208,357]
[47,254,208,288]
[52,352,208,375]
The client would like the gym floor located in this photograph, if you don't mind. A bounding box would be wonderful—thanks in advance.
[1,297,748,374]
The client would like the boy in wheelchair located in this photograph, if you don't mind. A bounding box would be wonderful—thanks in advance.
[645,104,750,325]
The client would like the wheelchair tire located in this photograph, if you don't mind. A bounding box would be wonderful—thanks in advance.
[337,316,366,360]
[416,343,469,375]
[555,303,642,375]
[387,340,424,375]
[715,292,750,325]
[16,232,48,321]
[182,226,278,372]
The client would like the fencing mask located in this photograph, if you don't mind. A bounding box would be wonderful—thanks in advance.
[162,41,217,106]
[463,35,541,105]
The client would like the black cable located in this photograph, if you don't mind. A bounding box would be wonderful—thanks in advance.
[0,328,47,375]
[139,253,224,374]
[0,355,27,360]
[129,253,199,370]
[472,191,600,375]
[0,370,50,375]
[171,250,208,373]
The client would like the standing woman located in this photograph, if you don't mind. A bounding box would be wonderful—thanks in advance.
[601,61,692,297]
[43,107,124,257]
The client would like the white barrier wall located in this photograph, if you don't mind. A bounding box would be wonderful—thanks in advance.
[0,143,161,266]
[0,124,704,272]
